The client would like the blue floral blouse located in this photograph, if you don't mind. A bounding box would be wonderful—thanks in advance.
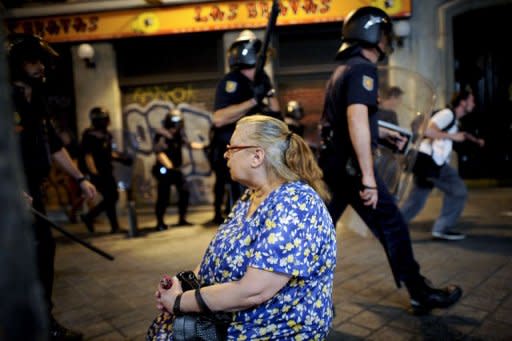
[199,181,337,340]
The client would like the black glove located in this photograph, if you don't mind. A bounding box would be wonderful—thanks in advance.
[253,84,269,106]
[253,76,274,106]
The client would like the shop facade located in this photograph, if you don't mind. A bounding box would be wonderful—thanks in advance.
[6,0,512,203]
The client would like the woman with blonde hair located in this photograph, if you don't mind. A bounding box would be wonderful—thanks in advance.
[152,115,336,340]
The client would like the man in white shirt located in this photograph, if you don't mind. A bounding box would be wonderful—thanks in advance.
[400,90,484,240]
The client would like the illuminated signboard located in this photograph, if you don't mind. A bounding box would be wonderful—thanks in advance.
[7,0,411,42]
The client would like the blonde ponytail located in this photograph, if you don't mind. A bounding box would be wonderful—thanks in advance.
[285,133,331,202]
[237,115,331,202]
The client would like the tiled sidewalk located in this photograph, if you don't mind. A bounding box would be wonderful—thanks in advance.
[50,187,512,340]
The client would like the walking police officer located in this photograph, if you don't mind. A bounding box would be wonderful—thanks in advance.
[80,107,122,234]
[152,110,192,230]
[9,33,96,340]
[210,30,281,224]
[318,7,462,314]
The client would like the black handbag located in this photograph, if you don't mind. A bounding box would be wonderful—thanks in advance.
[146,271,231,341]
[173,311,231,341]
[146,311,230,341]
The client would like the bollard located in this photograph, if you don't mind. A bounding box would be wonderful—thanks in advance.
[127,198,139,238]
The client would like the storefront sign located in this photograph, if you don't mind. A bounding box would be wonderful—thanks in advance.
[7,0,411,42]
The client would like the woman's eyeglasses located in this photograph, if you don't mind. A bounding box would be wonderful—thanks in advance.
[225,144,259,157]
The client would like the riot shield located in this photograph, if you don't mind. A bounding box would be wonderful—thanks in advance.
[122,100,214,207]
[375,66,435,203]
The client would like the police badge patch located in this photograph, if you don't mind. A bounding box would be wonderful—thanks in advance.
[225,81,237,93]
[362,75,374,91]
[14,111,23,132]
[14,111,21,125]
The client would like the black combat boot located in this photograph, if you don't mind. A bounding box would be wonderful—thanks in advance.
[155,222,168,231]
[407,276,462,315]
[50,317,83,340]
[174,216,193,226]
[79,213,94,233]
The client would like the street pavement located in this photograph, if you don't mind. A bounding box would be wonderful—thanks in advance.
[49,187,512,340]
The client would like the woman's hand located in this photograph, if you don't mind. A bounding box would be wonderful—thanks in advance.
[155,276,183,313]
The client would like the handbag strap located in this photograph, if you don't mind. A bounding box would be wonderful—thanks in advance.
[173,293,183,315]
[195,288,213,314]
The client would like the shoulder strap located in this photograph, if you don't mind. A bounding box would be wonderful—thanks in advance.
[432,109,456,132]
[443,110,457,132]
[421,110,457,155]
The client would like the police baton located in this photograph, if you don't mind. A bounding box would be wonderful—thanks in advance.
[30,207,115,261]
[253,0,280,85]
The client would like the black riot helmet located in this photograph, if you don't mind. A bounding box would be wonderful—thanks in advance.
[228,30,262,70]
[89,107,110,130]
[286,100,305,121]
[7,33,59,83]
[162,109,183,129]
[337,6,394,61]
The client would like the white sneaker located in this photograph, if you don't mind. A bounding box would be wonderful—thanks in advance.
[432,231,466,241]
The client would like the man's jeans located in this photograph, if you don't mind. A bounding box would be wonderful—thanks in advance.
[401,163,468,233]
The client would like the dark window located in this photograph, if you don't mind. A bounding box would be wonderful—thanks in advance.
[276,23,340,73]
[115,31,224,84]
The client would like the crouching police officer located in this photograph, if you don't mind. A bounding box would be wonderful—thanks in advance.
[9,33,96,340]
[152,110,192,230]
[318,7,462,315]
[210,30,281,224]
[80,107,125,234]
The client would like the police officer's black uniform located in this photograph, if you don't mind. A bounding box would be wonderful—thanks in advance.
[210,71,273,222]
[318,6,462,315]
[210,34,281,223]
[320,50,423,285]
[14,84,63,315]
[80,108,120,233]
[152,113,190,229]
[9,33,85,340]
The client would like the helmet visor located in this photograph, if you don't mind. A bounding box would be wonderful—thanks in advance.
[377,27,394,61]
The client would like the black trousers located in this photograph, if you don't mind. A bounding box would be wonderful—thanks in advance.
[155,169,189,224]
[325,170,422,288]
[28,179,56,315]
[87,174,120,231]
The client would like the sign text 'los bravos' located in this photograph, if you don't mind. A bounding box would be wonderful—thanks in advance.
[9,0,332,38]
[8,0,409,41]
[193,0,331,22]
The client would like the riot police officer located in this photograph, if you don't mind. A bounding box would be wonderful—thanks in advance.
[80,107,121,234]
[318,7,462,314]
[152,109,192,230]
[210,30,281,224]
[9,33,96,340]
[285,100,305,136]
